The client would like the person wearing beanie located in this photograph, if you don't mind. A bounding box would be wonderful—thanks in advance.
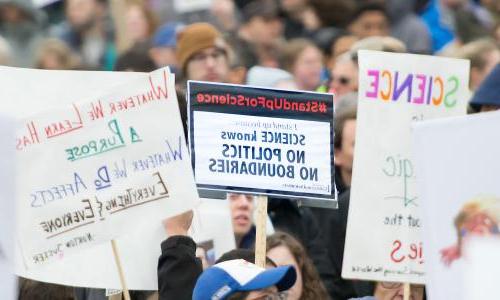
[469,63,500,113]
[176,22,230,83]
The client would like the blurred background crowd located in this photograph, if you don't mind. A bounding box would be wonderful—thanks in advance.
[7,0,500,299]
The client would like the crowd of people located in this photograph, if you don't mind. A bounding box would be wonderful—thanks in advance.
[5,0,500,299]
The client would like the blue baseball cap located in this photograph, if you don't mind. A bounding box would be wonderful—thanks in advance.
[470,63,500,110]
[152,22,183,48]
[193,259,297,300]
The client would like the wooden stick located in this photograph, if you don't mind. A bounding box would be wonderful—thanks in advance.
[109,294,122,300]
[254,195,268,268]
[403,282,410,300]
[111,239,131,300]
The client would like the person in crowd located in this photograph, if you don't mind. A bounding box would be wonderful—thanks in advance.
[158,210,297,300]
[282,38,324,91]
[347,2,390,39]
[35,38,81,70]
[235,0,284,68]
[323,31,359,70]
[50,0,115,70]
[329,53,358,97]
[228,193,256,249]
[267,232,330,300]
[385,0,431,54]
[469,63,500,112]
[226,193,337,298]
[454,38,500,91]
[0,0,45,67]
[149,22,182,71]
[124,1,157,48]
[349,281,425,300]
[114,42,156,72]
[333,104,357,194]
[176,22,230,84]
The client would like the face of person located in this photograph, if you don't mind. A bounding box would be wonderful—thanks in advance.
[246,16,283,47]
[293,46,323,91]
[462,213,498,237]
[374,282,425,300]
[66,0,98,30]
[186,46,230,82]
[330,58,358,97]
[349,11,389,38]
[266,245,303,300]
[126,5,150,43]
[244,286,279,300]
[335,119,356,186]
[228,193,254,239]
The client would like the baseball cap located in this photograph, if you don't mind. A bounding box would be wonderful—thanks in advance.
[152,22,183,48]
[193,259,296,300]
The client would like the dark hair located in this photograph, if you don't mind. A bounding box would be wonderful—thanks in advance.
[266,232,329,300]
[18,278,75,300]
[334,105,357,149]
[114,42,156,72]
[216,249,277,267]
[349,1,389,25]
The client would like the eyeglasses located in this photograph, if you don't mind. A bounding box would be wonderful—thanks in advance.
[331,75,351,86]
[190,48,227,64]
[249,291,288,300]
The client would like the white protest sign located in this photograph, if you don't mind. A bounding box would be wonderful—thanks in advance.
[413,111,500,299]
[188,81,336,208]
[343,50,469,283]
[463,238,500,300]
[15,68,199,269]
[1,67,166,290]
[191,198,236,262]
[0,113,17,300]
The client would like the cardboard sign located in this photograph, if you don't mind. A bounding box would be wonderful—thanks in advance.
[0,114,17,300]
[413,111,500,299]
[16,68,199,268]
[343,50,469,283]
[188,81,336,208]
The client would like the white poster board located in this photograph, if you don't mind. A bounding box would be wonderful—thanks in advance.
[0,67,195,290]
[413,111,500,299]
[16,68,199,269]
[188,81,336,208]
[343,50,469,283]
[0,114,17,300]
[464,237,500,300]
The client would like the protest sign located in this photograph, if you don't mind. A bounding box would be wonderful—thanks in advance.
[413,111,500,299]
[191,198,237,262]
[188,81,336,208]
[0,114,17,300]
[342,50,469,284]
[173,0,212,13]
[15,67,199,269]
[463,238,500,300]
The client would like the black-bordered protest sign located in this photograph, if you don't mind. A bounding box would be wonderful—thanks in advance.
[188,81,336,208]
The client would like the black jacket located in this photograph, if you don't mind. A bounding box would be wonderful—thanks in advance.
[157,236,202,300]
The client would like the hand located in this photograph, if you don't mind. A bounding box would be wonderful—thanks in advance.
[163,210,193,237]
[440,244,461,266]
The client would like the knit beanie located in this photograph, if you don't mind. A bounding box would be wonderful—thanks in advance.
[176,23,225,72]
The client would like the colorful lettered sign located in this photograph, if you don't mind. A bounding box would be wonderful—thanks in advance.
[342,50,469,283]
[16,68,199,269]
